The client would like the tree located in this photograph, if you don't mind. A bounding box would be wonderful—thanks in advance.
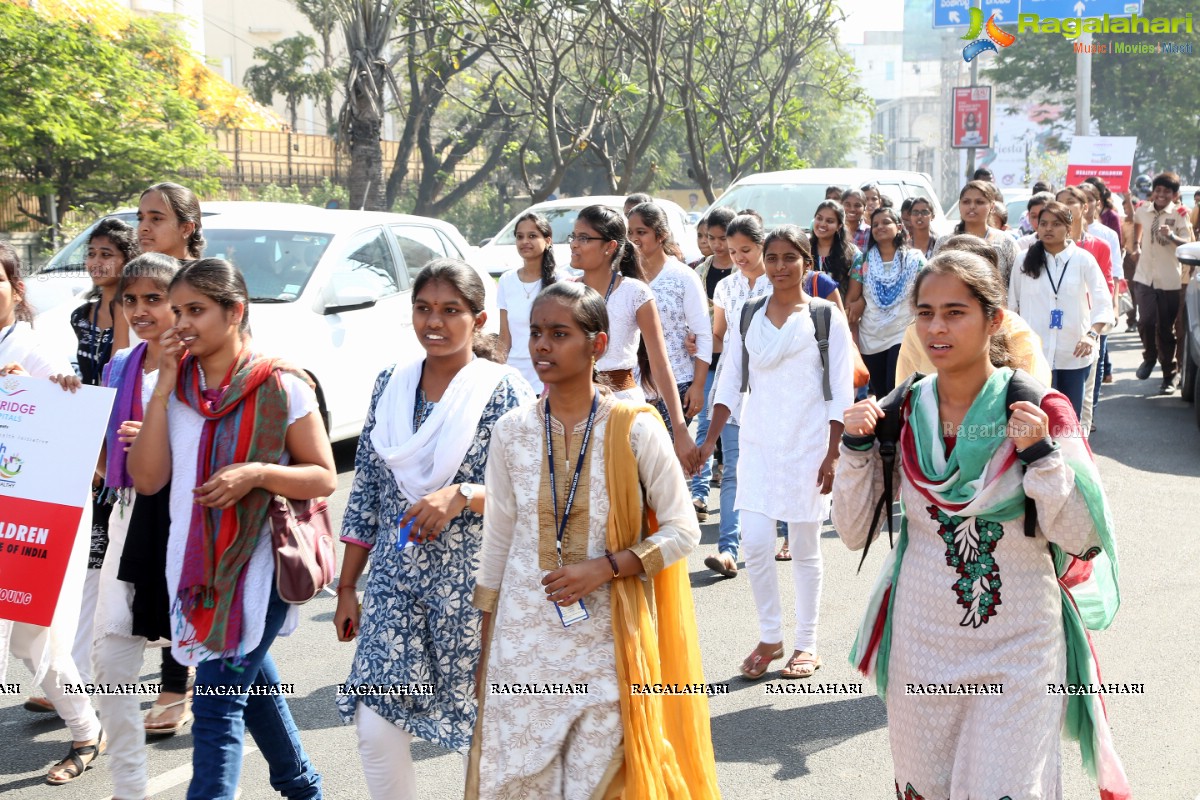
[244,34,335,131]
[332,0,404,210]
[984,0,1200,181]
[290,0,340,132]
[0,3,221,229]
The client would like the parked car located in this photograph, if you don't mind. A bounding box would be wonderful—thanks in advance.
[477,195,700,278]
[705,168,948,234]
[1176,242,1200,430]
[30,202,494,442]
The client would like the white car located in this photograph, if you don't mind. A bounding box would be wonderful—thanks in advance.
[30,202,495,442]
[477,195,701,278]
[706,168,949,234]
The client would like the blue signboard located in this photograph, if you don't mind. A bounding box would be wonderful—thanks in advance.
[1016,0,1143,18]
[981,0,1019,24]
[933,0,973,27]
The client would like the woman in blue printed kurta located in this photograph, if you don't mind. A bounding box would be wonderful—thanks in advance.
[333,260,533,800]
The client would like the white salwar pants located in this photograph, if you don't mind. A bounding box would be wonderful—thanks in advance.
[740,511,823,652]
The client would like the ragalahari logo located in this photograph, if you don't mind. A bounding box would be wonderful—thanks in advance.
[962,7,1016,62]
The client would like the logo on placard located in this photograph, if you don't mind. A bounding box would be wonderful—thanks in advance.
[962,7,1016,62]
[0,378,26,397]
[0,441,21,487]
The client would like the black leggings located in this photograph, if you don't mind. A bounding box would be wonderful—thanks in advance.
[161,648,191,694]
[862,343,903,398]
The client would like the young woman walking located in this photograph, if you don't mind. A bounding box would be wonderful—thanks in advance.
[569,205,700,472]
[809,199,860,298]
[833,250,1129,800]
[467,280,716,799]
[938,180,1019,283]
[846,208,927,398]
[0,243,105,785]
[1009,201,1112,418]
[92,253,182,799]
[907,197,941,260]
[702,214,775,579]
[334,259,532,799]
[128,258,335,800]
[497,212,561,391]
[700,228,854,679]
[842,188,870,251]
[628,201,711,436]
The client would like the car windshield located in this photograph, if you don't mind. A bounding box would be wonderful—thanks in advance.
[708,184,837,228]
[39,213,139,276]
[492,207,592,245]
[204,230,333,301]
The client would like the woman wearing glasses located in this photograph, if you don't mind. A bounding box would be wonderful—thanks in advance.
[908,197,941,259]
[567,206,701,472]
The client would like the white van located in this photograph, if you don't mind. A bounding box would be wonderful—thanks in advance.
[706,168,947,233]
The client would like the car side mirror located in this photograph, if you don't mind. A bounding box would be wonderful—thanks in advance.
[478,237,493,247]
[322,275,381,314]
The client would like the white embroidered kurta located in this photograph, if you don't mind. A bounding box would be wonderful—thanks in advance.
[714,301,855,522]
[832,441,1104,799]
[471,397,700,800]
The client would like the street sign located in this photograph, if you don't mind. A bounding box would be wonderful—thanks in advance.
[1016,0,1143,19]
[981,0,1019,24]
[933,0,973,28]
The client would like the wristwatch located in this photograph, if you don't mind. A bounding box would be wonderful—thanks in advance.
[458,483,475,504]
[1085,330,1100,341]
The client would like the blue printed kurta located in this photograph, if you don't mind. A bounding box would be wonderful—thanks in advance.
[337,365,533,751]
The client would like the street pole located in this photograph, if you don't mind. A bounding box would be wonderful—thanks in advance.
[1075,31,1092,135]
[965,55,979,180]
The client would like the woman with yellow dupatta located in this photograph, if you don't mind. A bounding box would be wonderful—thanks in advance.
[468,281,720,800]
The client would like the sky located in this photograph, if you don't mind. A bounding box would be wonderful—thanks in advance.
[837,0,905,45]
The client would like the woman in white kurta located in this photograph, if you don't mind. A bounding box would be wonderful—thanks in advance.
[0,243,103,784]
[497,211,566,392]
[832,251,1129,800]
[701,226,854,680]
[468,281,715,800]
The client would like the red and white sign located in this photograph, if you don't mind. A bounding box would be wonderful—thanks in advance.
[1066,136,1138,194]
[0,376,114,626]
[952,87,992,149]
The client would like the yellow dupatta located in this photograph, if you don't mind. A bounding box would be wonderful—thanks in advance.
[603,402,721,800]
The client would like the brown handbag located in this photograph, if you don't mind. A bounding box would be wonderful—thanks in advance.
[268,495,337,604]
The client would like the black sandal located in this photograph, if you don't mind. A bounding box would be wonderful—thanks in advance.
[45,732,105,785]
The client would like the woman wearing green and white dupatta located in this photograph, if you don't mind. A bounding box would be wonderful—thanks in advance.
[832,251,1129,800]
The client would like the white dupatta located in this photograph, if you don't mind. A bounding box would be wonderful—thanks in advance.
[371,357,519,504]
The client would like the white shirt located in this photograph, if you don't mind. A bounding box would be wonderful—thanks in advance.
[1087,221,1122,288]
[497,268,568,391]
[647,258,712,384]
[1009,242,1114,371]
[710,270,772,427]
[0,322,70,378]
[595,277,655,373]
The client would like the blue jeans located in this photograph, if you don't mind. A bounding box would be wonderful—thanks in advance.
[717,422,741,559]
[1052,366,1091,420]
[188,588,323,800]
[690,369,716,502]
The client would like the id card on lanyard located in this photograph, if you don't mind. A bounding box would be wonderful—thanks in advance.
[545,391,599,627]
[1046,254,1071,330]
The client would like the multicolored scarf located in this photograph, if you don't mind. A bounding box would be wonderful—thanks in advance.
[101,342,148,503]
[176,350,299,653]
[849,368,1129,800]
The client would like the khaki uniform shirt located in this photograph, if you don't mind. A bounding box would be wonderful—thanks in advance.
[1133,201,1193,289]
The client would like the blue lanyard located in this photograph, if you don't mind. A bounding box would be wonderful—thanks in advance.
[545,391,599,567]
[0,323,16,350]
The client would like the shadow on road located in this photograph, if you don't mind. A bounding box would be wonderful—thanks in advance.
[710,694,887,779]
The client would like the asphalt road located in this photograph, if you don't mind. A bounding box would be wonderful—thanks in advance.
[4,322,1199,799]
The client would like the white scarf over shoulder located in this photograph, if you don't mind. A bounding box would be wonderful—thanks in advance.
[371,357,518,504]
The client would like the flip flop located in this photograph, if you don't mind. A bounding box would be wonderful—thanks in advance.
[781,652,822,679]
[775,543,791,561]
[145,697,193,737]
[704,553,738,578]
[740,646,784,680]
[24,696,58,714]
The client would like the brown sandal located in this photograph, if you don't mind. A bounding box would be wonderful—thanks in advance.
[45,732,105,785]
[780,651,822,679]
[740,645,784,680]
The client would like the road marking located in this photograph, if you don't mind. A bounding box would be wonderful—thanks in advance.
[96,746,257,800]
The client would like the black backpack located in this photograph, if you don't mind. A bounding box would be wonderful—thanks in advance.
[856,369,1047,572]
[739,294,837,402]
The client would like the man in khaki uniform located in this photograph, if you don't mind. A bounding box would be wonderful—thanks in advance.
[1131,171,1194,393]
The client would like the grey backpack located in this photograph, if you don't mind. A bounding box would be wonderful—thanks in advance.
[738,295,836,401]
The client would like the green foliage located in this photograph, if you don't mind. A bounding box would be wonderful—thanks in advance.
[244,34,335,130]
[254,179,350,208]
[0,4,222,226]
[985,0,1200,180]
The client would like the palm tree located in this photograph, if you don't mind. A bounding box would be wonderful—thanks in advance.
[244,34,334,131]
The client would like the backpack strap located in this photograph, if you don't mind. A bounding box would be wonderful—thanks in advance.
[1005,369,1049,538]
[855,371,925,573]
[738,295,770,393]
[808,298,835,403]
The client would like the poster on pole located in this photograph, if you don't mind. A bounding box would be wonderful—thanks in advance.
[952,87,992,149]
[1066,136,1138,194]
[0,376,114,626]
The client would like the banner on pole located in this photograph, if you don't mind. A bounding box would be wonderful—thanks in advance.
[952,86,992,149]
[1066,136,1138,193]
